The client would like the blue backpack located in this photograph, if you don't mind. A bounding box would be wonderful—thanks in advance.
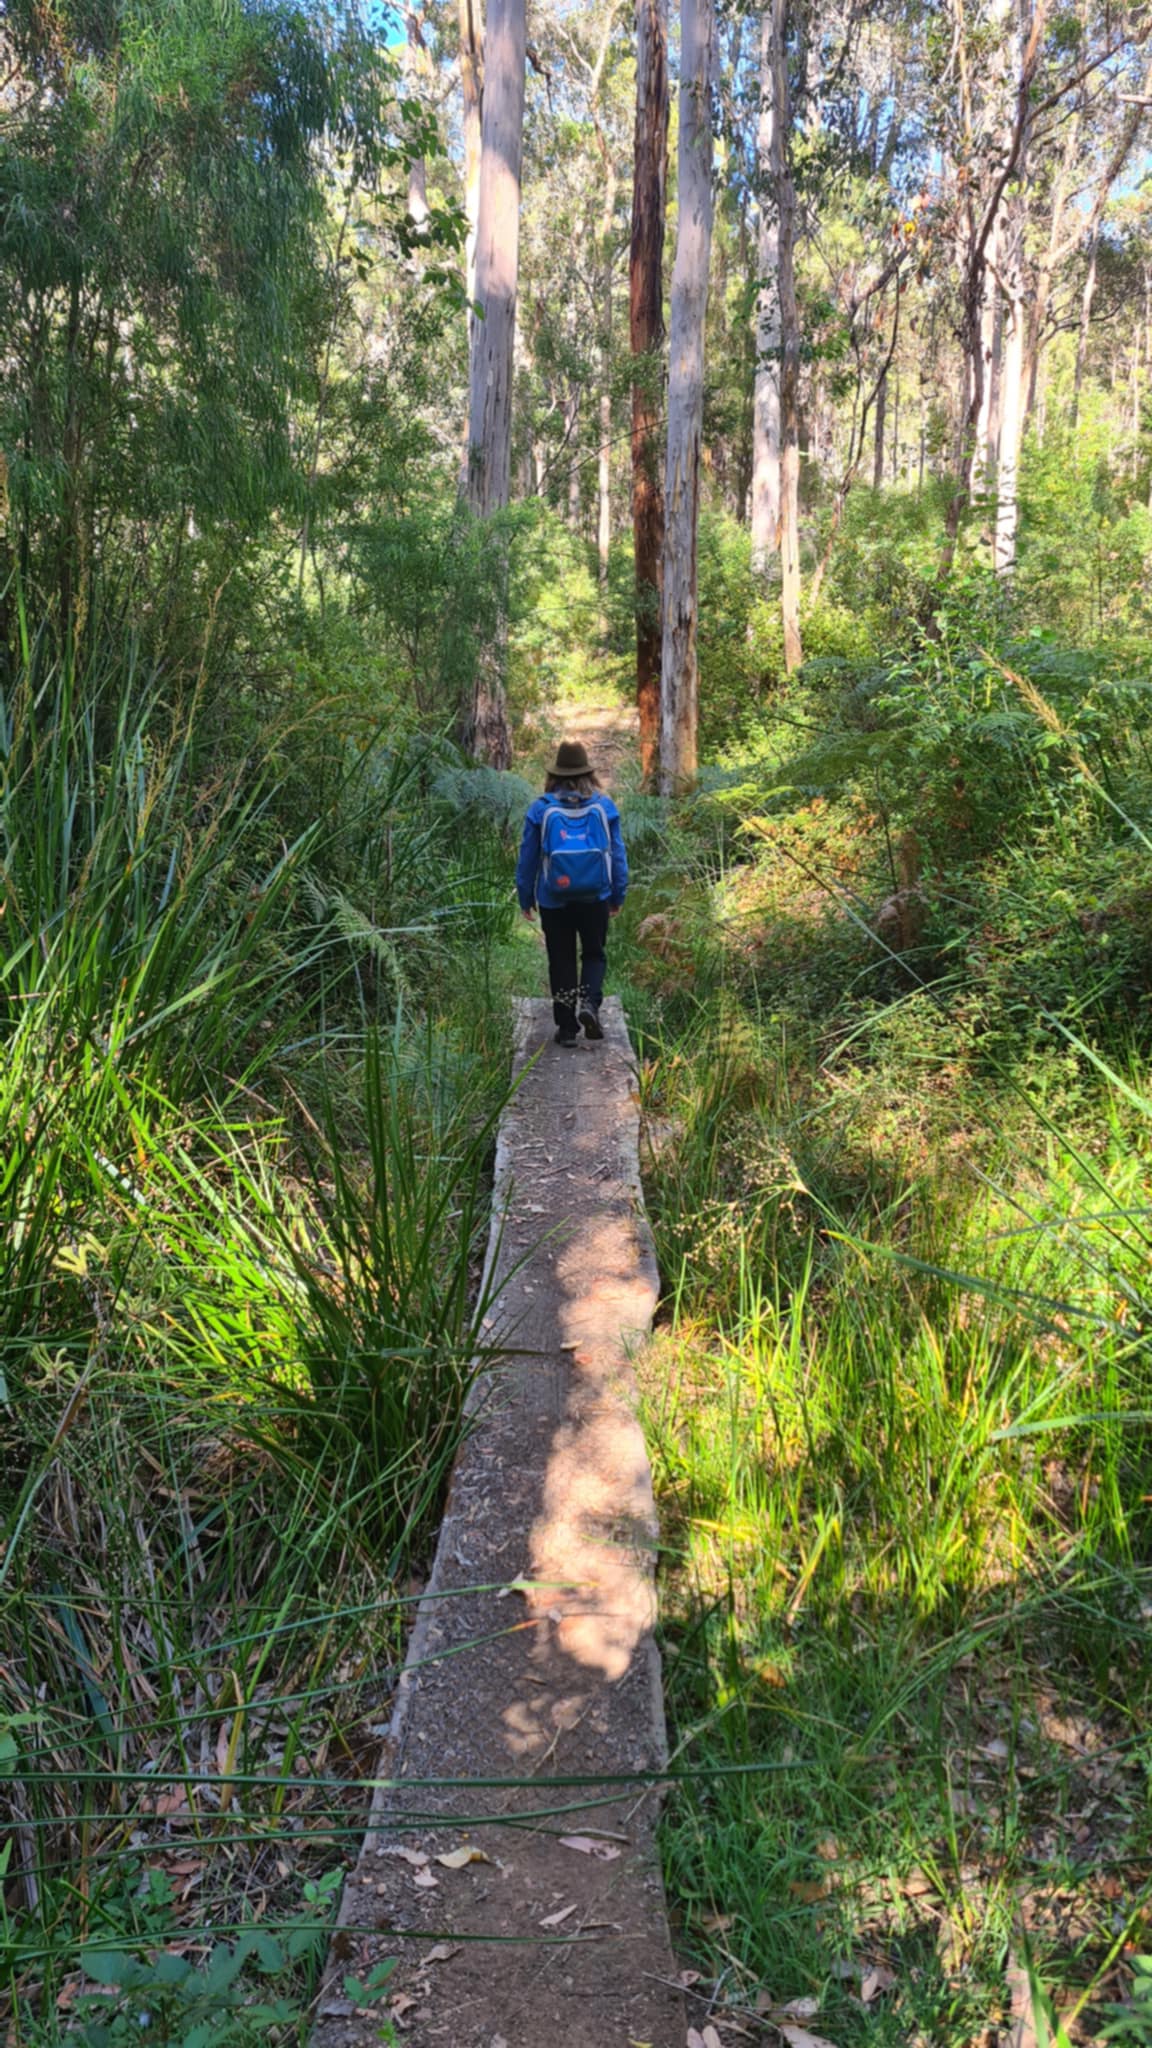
[540,797,612,901]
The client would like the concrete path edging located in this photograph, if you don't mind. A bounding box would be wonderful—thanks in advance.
[311,997,684,2048]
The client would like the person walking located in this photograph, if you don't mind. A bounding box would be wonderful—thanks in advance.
[515,740,629,1045]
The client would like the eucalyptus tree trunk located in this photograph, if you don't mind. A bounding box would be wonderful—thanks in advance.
[971,217,1002,497]
[993,0,1035,576]
[659,0,715,795]
[406,9,431,231]
[768,0,801,670]
[597,153,619,622]
[994,237,1027,573]
[1070,229,1100,431]
[567,390,582,529]
[750,1,780,574]
[1024,89,1081,429]
[459,0,484,307]
[872,366,887,491]
[464,0,526,767]
[1070,54,1152,430]
[630,0,669,786]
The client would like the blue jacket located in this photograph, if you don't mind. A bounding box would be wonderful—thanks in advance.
[516,791,629,912]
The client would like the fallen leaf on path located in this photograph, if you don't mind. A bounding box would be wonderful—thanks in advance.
[435,1845,490,1869]
[389,1993,417,2018]
[778,2029,840,2048]
[687,2028,723,2048]
[424,1944,458,1964]
[1006,1952,1039,2048]
[559,1835,621,1861]
[774,1996,821,2021]
[539,1903,578,1929]
[379,1846,429,1867]
[860,1967,897,2003]
[412,1867,438,1890]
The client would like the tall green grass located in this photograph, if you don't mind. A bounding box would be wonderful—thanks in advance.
[614,698,1152,2042]
[0,637,515,2035]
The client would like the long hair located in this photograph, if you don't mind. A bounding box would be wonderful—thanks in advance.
[545,771,601,796]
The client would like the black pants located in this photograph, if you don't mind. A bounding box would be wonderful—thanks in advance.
[539,902,609,1032]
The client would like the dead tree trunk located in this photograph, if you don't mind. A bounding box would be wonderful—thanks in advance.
[659,0,715,794]
[464,0,526,767]
[630,0,669,786]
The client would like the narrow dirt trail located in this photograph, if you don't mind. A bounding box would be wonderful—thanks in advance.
[527,698,641,797]
[312,719,685,2044]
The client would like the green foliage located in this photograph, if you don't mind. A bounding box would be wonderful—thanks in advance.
[616,550,1152,2039]
[68,1870,361,2048]
[1102,1958,1152,2044]
[0,627,517,2028]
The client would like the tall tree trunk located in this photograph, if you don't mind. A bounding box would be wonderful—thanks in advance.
[567,389,582,530]
[768,0,801,670]
[994,3,1035,575]
[984,285,1005,483]
[1023,88,1081,428]
[972,218,1001,496]
[1070,50,1152,430]
[597,152,619,624]
[1070,228,1099,431]
[630,0,669,786]
[659,0,715,795]
[405,10,432,231]
[750,1,781,574]
[459,0,484,307]
[464,0,526,767]
[872,365,887,491]
[993,271,1026,572]
[940,1,1050,575]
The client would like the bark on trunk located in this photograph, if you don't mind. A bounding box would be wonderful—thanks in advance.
[405,11,432,231]
[597,154,619,621]
[1023,92,1081,429]
[993,272,1026,573]
[464,0,526,767]
[872,366,888,491]
[659,0,715,794]
[768,0,801,671]
[972,217,1002,496]
[940,0,1050,574]
[459,0,484,308]
[567,390,582,530]
[1070,230,1099,430]
[630,0,669,787]
[1069,51,1152,430]
[750,2,781,574]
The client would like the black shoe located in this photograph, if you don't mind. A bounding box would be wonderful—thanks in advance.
[554,1028,579,1047]
[578,1008,604,1041]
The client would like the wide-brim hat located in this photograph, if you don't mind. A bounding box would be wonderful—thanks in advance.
[548,739,594,777]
